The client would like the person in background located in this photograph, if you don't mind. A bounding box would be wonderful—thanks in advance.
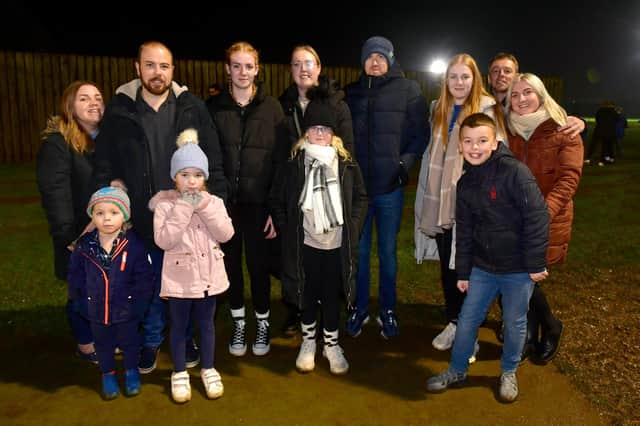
[93,40,227,375]
[344,35,428,339]
[149,129,234,403]
[270,102,367,375]
[415,53,504,360]
[36,80,105,364]
[507,72,583,363]
[68,187,153,400]
[208,83,221,97]
[426,113,549,403]
[487,52,585,138]
[278,44,355,335]
[614,106,627,158]
[206,41,287,358]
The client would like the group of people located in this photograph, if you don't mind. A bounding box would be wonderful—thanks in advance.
[585,100,626,166]
[36,36,583,404]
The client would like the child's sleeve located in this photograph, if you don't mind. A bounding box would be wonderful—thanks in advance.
[153,200,195,250]
[455,178,473,281]
[196,193,234,243]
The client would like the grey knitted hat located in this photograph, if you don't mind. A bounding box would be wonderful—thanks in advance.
[360,36,395,67]
[170,128,209,180]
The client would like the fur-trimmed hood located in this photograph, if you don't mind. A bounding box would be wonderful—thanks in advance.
[148,189,179,211]
[115,79,189,101]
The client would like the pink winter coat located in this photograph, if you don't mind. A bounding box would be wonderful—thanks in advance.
[149,190,234,298]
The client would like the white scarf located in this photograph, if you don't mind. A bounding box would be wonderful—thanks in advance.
[509,109,550,141]
[299,142,343,234]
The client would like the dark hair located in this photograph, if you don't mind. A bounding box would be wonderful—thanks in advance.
[459,113,497,141]
[488,52,519,73]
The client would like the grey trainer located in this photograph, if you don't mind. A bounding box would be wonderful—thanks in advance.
[499,372,519,402]
[426,369,467,393]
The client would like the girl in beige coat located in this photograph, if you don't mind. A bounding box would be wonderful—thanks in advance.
[149,129,234,403]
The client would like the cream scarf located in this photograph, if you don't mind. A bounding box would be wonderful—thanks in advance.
[509,109,550,141]
[299,142,343,234]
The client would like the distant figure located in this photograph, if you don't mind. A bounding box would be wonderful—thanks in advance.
[615,106,627,158]
[36,80,104,364]
[586,100,619,165]
[208,83,221,97]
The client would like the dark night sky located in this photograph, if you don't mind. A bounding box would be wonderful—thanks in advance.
[4,1,639,115]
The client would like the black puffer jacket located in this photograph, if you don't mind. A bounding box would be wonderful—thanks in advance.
[206,82,288,206]
[279,76,354,154]
[345,63,429,196]
[269,152,368,309]
[36,132,94,279]
[94,80,226,249]
[455,142,549,280]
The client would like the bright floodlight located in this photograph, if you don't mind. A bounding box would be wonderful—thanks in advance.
[429,59,447,74]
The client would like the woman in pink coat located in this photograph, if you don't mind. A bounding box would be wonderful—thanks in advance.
[149,128,234,404]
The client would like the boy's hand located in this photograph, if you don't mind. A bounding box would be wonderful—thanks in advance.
[557,116,585,139]
[457,280,469,293]
[529,269,549,282]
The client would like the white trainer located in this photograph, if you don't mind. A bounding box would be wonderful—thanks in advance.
[201,368,223,399]
[322,344,349,375]
[171,371,191,404]
[432,322,457,351]
[295,339,317,373]
[499,372,519,402]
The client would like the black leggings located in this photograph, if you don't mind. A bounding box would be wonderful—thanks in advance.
[301,245,341,332]
[435,229,464,323]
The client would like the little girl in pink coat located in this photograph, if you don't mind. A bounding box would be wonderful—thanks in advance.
[148,128,234,404]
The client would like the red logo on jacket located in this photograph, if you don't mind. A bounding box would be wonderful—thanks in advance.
[490,185,497,200]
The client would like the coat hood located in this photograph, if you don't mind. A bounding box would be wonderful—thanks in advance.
[148,190,179,211]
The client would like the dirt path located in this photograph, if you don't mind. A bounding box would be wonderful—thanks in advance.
[0,322,603,425]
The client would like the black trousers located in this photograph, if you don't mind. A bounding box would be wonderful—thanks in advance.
[222,203,271,314]
[435,228,465,323]
[301,245,341,332]
[92,319,140,373]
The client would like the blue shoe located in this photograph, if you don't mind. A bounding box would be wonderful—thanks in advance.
[185,339,200,369]
[344,309,370,337]
[101,372,120,400]
[124,369,141,397]
[377,310,399,339]
[138,346,159,374]
[75,348,99,365]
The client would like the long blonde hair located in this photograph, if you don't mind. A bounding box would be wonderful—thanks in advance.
[41,80,101,154]
[291,134,351,161]
[507,73,567,129]
[432,54,492,147]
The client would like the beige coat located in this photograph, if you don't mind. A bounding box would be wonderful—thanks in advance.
[149,190,234,298]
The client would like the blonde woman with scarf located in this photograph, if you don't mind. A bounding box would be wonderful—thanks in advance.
[507,73,583,364]
[269,102,367,375]
[415,53,505,357]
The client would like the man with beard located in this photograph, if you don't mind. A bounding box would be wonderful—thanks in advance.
[93,40,226,374]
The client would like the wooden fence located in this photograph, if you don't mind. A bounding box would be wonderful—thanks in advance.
[0,50,562,164]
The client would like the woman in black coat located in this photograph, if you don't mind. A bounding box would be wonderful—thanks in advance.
[36,80,105,363]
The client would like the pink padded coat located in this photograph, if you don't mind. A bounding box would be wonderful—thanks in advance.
[149,190,234,298]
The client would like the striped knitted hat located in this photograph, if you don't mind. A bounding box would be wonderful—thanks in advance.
[86,186,131,221]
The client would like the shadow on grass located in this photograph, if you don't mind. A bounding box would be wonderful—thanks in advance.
[0,300,506,402]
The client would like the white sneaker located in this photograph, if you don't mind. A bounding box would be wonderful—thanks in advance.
[171,371,191,403]
[322,344,349,375]
[499,372,519,402]
[201,368,223,399]
[468,340,480,364]
[432,322,457,350]
[295,340,317,373]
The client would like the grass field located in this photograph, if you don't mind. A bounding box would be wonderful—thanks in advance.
[0,123,638,424]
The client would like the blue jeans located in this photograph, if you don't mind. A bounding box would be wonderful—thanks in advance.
[450,267,534,374]
[142,248,166,348]
[355,188,403,313]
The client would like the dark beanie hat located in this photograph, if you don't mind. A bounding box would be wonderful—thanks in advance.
[360,36,395,67]
[303,102,337,132]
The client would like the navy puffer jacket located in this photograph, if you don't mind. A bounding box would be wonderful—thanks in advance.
[345,63,429,196]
